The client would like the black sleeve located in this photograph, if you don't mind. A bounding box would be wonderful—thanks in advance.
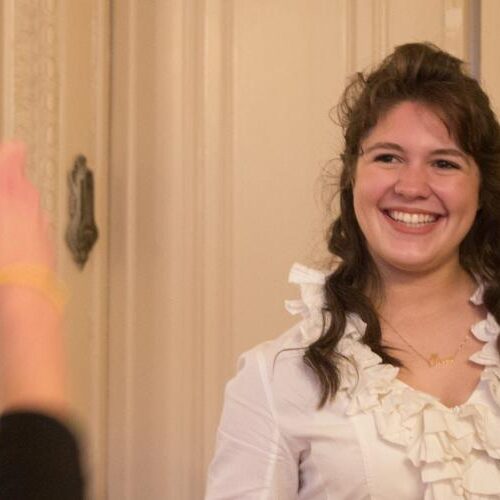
[0,411,84,499]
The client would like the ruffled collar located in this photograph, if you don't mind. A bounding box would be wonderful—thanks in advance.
[286,263,500,499]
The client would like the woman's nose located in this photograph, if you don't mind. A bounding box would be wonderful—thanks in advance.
[393,163,431,199]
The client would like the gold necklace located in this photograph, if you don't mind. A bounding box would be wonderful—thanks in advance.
[381,318,470,368]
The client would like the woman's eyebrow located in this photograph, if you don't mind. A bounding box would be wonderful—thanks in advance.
[361,143,469,162]
[361,142,404,154]
[430,148,467,160]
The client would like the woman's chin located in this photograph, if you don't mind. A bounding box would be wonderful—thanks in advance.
[370,250,456,277]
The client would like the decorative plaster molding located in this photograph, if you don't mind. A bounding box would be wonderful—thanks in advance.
[108,1,235,497]
[372,0,389,61]
[3,0,59,222]
[200,0,235,474]
[343,0,357,75]
[444,0,469,59]
[342,0,389,74]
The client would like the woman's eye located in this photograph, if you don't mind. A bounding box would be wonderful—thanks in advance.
[434,159,460,170]
[374,154,398,163]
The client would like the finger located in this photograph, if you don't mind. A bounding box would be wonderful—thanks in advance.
[0,142,27,184]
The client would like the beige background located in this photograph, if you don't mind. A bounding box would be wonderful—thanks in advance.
[2,0,500,498]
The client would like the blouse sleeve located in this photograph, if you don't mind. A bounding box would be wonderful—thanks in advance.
[205,348,299,499]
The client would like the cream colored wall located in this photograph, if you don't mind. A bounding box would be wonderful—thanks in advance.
[108,1,480,499]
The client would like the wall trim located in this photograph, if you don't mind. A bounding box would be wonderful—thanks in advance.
[2,0,59,220]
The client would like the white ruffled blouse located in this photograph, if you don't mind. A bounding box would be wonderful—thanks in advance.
[205,264,500,499]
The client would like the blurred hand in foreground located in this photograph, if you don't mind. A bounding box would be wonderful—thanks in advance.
[0,142,66,415]
[0,143,55,270]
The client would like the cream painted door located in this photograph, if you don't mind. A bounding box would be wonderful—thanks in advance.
[0,2,109,499]
[109,1,477,499]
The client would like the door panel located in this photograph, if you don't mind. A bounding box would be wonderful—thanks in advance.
[0,2,110,498]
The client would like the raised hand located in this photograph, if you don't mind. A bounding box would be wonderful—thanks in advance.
[0,142,67,414]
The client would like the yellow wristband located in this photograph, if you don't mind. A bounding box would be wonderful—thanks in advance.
[0,265,68,314]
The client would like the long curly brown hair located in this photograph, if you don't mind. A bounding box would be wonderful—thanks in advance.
[304,42,500,408]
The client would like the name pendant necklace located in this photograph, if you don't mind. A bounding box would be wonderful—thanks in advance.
[382,318,470,368]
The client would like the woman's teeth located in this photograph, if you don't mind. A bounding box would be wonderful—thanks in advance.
[387,210,438,226]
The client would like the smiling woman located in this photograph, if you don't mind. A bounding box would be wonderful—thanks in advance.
[353,101,481,274]
[206,43,500,499]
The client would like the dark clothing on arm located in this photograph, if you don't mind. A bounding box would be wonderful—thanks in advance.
[0,412,84,499]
